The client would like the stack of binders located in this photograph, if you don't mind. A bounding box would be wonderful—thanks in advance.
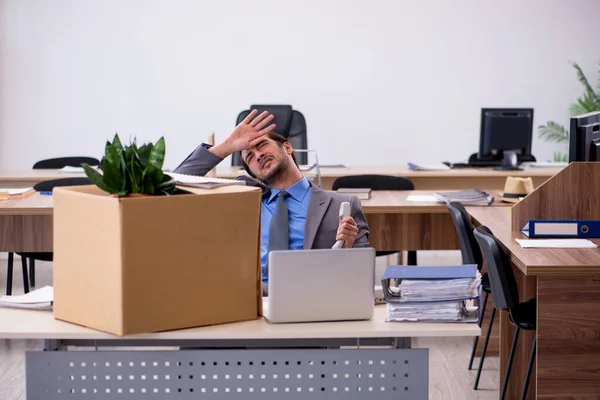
[381,265,481,323]
[433,189,494,206]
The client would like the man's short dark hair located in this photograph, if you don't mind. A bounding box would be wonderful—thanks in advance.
[241,131,298,178]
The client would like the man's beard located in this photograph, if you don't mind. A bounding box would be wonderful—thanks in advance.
[259,156,290,186]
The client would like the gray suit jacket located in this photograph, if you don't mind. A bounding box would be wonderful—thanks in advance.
[173,145,370,249]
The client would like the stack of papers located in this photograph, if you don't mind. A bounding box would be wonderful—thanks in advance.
[168,172,246,189]
[407,162,451,171]
[515,238,598,249]
[336,188,372,200]
[433,189,494,206]
[0,187,35,200]
[382,265,481,323]
[0,286,53,310]
[387,301,476,322]
[398,277,481,301]
[60,166,97,173]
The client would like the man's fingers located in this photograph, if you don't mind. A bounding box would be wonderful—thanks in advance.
[340,216,357,226]
[336,233,354,246]
[248,129,271,147]
[339,223,358,233]
[258,123,277,135]
[338,227,357,237]
[248,111,269,127]
[253,114,274,131]
[242,109,258,125]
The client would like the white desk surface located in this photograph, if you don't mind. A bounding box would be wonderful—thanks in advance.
[0,305,480,340]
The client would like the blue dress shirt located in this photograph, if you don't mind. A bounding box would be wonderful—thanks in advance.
[261,177,312,282]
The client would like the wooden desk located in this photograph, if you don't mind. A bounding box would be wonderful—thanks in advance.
[0,165,562,190]
[0,191,505,362]
[468,207,600,399]
[0,191,503,253]
[0,303,479,340]
[1,303,479,399]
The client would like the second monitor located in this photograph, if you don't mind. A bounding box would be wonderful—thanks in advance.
[569,111,600,162]
[472,108,536,170]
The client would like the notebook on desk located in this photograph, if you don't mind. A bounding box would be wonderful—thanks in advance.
[167,172,246,189]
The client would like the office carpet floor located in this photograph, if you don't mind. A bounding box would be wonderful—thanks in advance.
[0,252,499,400]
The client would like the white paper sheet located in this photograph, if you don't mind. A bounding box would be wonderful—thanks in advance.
[0,286,53,310]
[406,195,438,202]
[515,238,598,249]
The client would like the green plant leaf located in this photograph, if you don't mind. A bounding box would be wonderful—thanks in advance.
[112,133,123,153]
[538,121,569,143]
[570,91,600,116]
[137,143,152,168]
[126,148,142,193]
[157,174,176,194]
[104,140,121,167]
[553,152,568,162]
[82,163,116,193]
[571,62,600,105]
[149,137,166,169]
[101,142,126,193]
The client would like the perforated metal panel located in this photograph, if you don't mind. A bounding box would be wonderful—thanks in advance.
[27,349,428,399]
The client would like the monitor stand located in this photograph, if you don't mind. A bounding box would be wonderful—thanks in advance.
[494,150,523,171]
[465,152,536,167]
[590,140,599,161]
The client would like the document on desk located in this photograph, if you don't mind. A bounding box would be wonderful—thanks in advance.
[168,172,246,189]
[0,286,53,310]
[515,238,598,249]
[406,194,438,202]
[60,166,98,173]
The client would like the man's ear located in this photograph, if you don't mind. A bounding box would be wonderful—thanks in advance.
[283,141,293,155]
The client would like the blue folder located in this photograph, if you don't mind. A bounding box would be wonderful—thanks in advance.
[382,265,478,281]
[521,220,600,238]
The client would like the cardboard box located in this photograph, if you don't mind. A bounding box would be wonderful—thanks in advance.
[52,184,263,336]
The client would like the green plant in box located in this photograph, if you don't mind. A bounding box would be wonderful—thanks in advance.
[82,134,176,197]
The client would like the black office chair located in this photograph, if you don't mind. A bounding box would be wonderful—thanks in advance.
[473,226,536,400]
[5,156,98,294]
[232,105,308,166]
[444,202,493,375]
[32,157,100,169]
[332,175,417,264]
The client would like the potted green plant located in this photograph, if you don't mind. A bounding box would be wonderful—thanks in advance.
[538,61,600,161]
[81,134,176,197]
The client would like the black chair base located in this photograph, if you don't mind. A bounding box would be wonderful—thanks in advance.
[474,306,496,389]
[5,252,30,295]
[468,289,489,370]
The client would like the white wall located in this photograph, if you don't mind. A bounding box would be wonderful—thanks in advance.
[1,0,599,170]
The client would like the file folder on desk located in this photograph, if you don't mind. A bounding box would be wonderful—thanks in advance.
[381,265,481,323]
[521,220,600,238]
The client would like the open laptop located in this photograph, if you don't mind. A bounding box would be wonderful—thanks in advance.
[264,248,376,323]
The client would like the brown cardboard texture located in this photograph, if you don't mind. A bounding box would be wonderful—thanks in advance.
[52,184,262,336]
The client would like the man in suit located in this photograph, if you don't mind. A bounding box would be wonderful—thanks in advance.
[173,110,370,293]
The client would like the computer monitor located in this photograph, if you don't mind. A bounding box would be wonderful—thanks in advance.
[477,108,535,170]
[569,111,600,162]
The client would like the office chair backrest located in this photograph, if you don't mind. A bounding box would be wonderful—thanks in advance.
[232,105,308,166]
[33,177,92,192]
[331,175,414,191]
[446,202,483,269]
[33,157,100,169]
[473,226,519,310]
